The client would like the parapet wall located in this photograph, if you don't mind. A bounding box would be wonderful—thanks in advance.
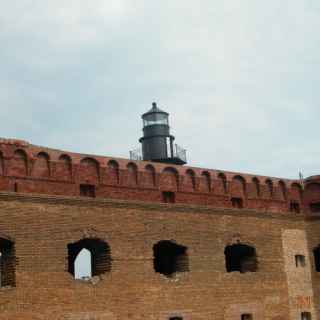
[0,138,315,214]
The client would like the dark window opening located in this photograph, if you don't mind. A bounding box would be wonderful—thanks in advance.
[0,238,16,287]
[313,246,320,272]
[163,191,175,203]
[252,177,260,197]
[279,180,287,200]
[290,201,300,213]
[67,238,111,279]
[218,173,228,193]
[310,202,320,213]
[14,183,18,193]
[295,254,306,267]
[225,243,258,273]
[80,184,96,198]
[266,179,273,198]
[153,240,189,277]
[107,160,120,184]
[301,312,311,320]
[241,314,253,320]
[170,318,183,320]
[231,197,243,209]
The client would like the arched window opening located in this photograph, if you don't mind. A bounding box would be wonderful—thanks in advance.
[74,248,92,280]
[153,240,189,277]
[127,162,138,185]
[11,149,28,176]
[295,254,306,268]
[225,243,258,273]
[0,151,4,175]
[0,238,16,287]
[313,246,320,272]
[252,177,260,198]
[266,179,273,198]
[301,312,311,320]
[185,169,196,191]
[218,173,227,194]
[67,238,111,279]
[79,158,99,184]
[107,160,120,184]
[291,183,303,202]
[59,154,72,164]
[145,164,156,186]
[32,152,50,178]
[201,171,211,192]
[279,180,287,201]
[58,154,72,180]
[231,175,246,198]
[241,314,253,320]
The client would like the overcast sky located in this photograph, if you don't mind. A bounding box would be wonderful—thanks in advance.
[1,1,319,179]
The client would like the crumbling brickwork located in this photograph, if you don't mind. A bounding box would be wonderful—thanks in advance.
[0,138,319,320]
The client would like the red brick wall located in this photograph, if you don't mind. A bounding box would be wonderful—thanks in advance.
[0,192,312,319]
[304,177,320,211]
[0,139,310,215]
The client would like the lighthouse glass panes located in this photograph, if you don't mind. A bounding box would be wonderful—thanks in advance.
[167,137,172,158]
[143,112,168,127]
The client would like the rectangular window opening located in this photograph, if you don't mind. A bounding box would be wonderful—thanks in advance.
[0,239,16,287]
[295,254,306,267]
[167,137,171,158]
[80,184,96,198]
[290,201,300,213]
[163,191,175,204]
[241,314,253,320]
[301,312,311,320]
[231,197,243,209]
[310,202,320,213]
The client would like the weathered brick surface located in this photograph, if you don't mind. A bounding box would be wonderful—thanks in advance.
[0,138,319,319]
[282,229,316,319]
[304,218,320,319]
[0,192,317,320]
[0,138,317,213]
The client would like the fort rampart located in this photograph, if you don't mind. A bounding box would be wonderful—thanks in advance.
[0,138,320,320]
[1,138,319,214]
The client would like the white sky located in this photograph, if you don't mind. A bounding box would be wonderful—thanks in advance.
[74,248,92,279]
[1,1,319,179]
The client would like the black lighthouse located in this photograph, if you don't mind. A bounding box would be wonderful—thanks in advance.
[131,103,187,165]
